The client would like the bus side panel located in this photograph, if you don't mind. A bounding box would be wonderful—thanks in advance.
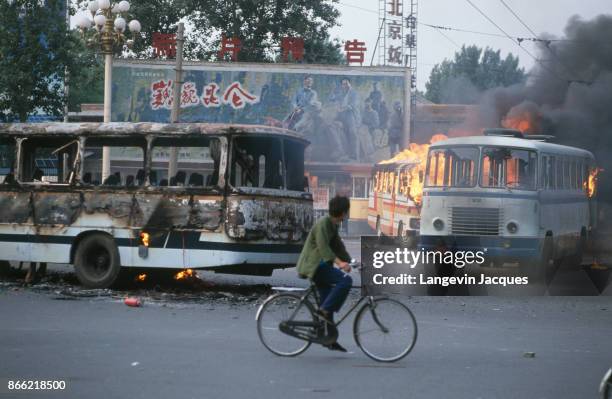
[539,191,589,256]
[190,197,224,231]
[134,194,223,231]
[129,194,224,268]
[82,191,137,225]
[0,191,31,224]
[0,224,33,263]
[32,192,81,226]
[225,195,312,242]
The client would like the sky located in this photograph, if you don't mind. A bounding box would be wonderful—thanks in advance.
[331,0,612,91]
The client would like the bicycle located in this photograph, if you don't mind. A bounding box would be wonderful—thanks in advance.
[256,263,418,362]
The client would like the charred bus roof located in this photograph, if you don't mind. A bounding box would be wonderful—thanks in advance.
[0,122,309,144]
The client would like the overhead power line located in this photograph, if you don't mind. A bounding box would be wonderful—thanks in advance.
[497,0,589,84]
[338,1,377,14]
[433,27,461,49]
[421,22,552,44]
[463,0,567,82]
[498,0,537,37]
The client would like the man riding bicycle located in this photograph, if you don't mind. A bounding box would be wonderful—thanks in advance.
[297,195,353,352]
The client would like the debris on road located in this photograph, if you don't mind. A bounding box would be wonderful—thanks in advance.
[0,264,274,306]
[124,297,143,307]
[523,352,536,358]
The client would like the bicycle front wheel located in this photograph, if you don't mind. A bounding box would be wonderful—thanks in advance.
[256,293,315,357]
[353,298,418,362]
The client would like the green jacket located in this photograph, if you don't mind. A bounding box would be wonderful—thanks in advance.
[296,216,351,279]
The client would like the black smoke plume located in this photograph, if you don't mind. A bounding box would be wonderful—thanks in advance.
[477,14,612,201]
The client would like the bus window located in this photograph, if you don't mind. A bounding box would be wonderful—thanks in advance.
[577,161,584,189]
[481,147,536,190]
[152,137,220,188]
[563,158,572,190]
[0,139,16,184]
[284,139,305,192]
[546,155,554,190]
[20,137,78,183]
[554,156,563,189]
[426,147,478,187]
[231,136,284,189]
[539,155,548,189]
[569,159,577,189]
[82,137,146,187]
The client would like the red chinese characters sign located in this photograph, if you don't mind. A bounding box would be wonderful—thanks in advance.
[344,39,367,65]
[281,37,305,62]
[150,80,259,110]
[180,82,199,108]
[150,79,173,110]
[218,36,242,61]
[152,33,177,58]
[222,82,258,109]
[201,83,221,107]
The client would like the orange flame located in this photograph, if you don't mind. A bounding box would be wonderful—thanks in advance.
[174,269,196,280]
[136,273,147,282]
[377,134,448,205]
[501,111,539,134]
[140,232,150,247]
[584,168,602,198]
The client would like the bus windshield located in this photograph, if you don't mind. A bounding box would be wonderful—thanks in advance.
[425,146,479,188]
[481,147,537,190]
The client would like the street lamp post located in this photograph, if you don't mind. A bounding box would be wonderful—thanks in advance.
[76,0,140,182]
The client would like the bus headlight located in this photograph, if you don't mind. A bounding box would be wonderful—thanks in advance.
[506,221,519,234]
[433,218,444,231]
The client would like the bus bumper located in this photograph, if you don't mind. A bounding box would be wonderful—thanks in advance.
[419,235,541,263]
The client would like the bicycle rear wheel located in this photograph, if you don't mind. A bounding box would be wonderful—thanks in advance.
[353,298,417,362]
[256,293,315,357]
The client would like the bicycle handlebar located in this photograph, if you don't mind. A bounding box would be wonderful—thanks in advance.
[349,259,362,270]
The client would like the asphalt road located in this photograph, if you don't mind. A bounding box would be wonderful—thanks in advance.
[1,239,611,399]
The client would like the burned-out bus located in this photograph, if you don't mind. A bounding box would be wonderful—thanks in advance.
[419,129,598,280]
[0,123,313,288]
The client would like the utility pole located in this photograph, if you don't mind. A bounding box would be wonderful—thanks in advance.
[63,0,70,122]
[168,22,185,180]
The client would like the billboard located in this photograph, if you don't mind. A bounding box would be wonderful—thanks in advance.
[111,61,409,163]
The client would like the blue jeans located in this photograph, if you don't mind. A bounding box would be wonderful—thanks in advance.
[312,261,353,313]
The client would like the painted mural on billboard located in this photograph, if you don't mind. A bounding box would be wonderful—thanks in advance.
[111,62,407,163]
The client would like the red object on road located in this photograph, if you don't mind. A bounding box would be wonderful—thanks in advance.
[124,297,142,307]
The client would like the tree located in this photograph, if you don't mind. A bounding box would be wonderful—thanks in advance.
[0,0,86,121]
[67,48,104,112]
[425,45,526,104]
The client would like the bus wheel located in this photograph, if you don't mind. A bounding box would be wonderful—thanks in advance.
[0,261,10,276]
[568,230,586,267]
[520,236,552,289]
[74,234,121,289]
[376,216,382,237]
[396,221,415,248]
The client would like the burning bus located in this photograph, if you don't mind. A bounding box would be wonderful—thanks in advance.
[419,128,598,281]
[368,134,447,243]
